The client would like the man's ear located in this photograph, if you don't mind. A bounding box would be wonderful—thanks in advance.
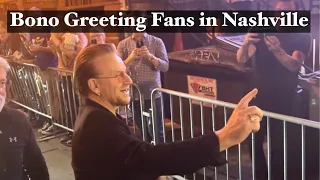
[88,78,100,95]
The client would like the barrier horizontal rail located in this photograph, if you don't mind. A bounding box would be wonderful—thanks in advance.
[151,88,320,180]
[151,88,320,129]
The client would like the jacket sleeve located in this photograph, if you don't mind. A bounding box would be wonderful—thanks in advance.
[124,133,227,175]
[87,112,227,176]
[22,114,50,180]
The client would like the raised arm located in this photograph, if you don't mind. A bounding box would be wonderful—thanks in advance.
[237,33,260,64]
[264,35,311,72]
[86,89,262,175]
[117,40,138,66]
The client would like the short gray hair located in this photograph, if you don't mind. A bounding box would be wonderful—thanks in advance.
[0,57,10,72]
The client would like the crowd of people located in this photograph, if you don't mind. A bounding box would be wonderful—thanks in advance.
[0,0,318,180]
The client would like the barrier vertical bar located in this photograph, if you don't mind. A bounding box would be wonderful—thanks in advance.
[190,99,196,180]
[224,107,229,180]
[301,125,305,180]
[211,104,217,180]
[200,102,206,179]
[252,133,255,180]
[125,106,129,125]
[161,95,165,143]
[312,39,316,71]
[238,141,242,180]
[151,90,158,144]
[179,97,184,141]
[178,97,186,180]
[55,75,64,127]
[170,95,175,142]
[61,77,68,128]
[267,117,271,180]
[284,121,287,180]
[66,76,73,129]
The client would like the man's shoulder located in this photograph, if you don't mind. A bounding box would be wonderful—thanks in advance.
[3,106,27,119]
[75,105,118,129]
[2,106,30,127]
[146,34,163,43]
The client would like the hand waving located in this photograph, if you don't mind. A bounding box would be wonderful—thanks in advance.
[218,89,263,151]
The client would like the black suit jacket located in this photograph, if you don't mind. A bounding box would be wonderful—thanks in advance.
[72,99,226,180]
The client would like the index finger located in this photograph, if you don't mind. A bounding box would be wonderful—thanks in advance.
[237,88,258,109]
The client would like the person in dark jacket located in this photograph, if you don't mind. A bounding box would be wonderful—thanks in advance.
[71,44,263,180]
[0,57,50,180]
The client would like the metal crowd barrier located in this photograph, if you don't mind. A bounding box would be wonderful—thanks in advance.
[117,83,149,141]
[45,67,79,133]
[7,61,320,180]
[7,62,148,140]
[8,62,51,119]
[151,88,320,180]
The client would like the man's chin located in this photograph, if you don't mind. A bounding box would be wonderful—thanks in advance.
[118,97,131,107]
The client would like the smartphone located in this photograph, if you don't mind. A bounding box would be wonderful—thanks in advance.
[136,41,144,48]
[91,39,97,44]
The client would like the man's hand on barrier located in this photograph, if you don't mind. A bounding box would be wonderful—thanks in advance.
[216,88,263,152]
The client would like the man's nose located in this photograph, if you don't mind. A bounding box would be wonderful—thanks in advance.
[124,73,133,85]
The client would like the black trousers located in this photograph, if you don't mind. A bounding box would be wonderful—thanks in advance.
[248,91,297,180]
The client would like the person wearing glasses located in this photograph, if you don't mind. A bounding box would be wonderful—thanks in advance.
[71,43,263,180]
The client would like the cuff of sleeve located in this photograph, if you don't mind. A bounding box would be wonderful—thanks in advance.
[150,55,160,69]
[204,133,228,166]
